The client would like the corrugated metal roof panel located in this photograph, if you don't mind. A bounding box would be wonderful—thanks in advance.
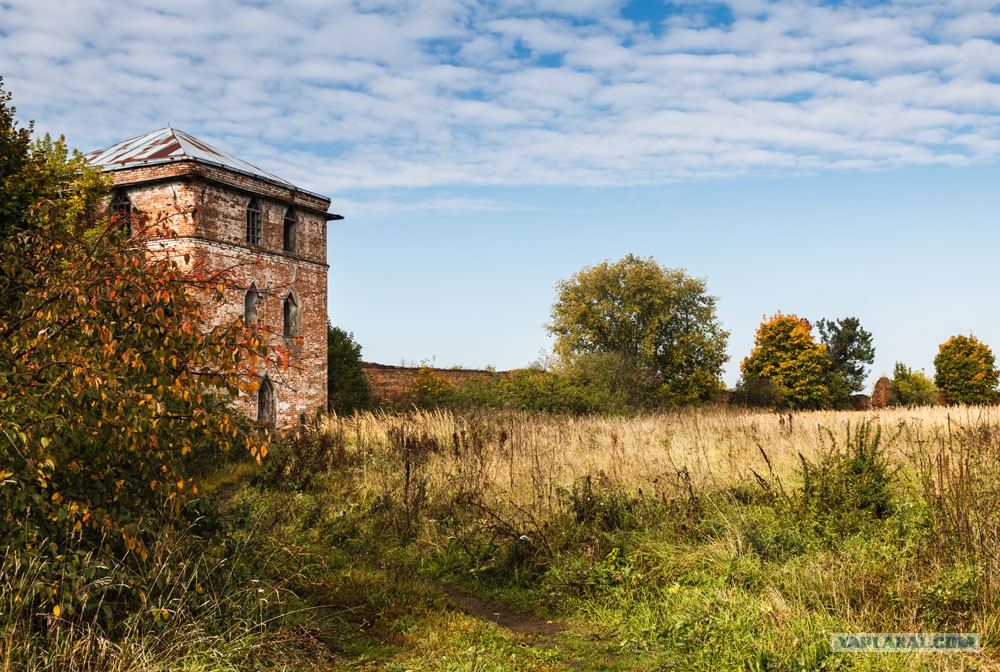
[85,128,300,191]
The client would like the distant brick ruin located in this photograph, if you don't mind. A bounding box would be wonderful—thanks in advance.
[86,129,342,426]
[870,376,895,408]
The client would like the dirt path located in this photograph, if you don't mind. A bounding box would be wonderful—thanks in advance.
[438,583,564,636]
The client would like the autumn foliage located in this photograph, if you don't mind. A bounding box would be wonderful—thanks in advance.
[0,85,273,623]
[933,335,999,405]
[740,313,831,410]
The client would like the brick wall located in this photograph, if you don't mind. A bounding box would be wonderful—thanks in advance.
[362,363,502,405]
[107,160,329,214]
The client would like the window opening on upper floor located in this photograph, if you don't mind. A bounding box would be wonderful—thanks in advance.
[283,207,298,253]
[246,198,262,245]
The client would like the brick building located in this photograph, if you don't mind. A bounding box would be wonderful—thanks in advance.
[85,128,342,426]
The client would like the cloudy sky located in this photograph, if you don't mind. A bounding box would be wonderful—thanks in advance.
[3,0,1000,386]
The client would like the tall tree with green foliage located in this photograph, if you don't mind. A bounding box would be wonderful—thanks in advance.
[933,335,999,405]
[547,254,729,405]
[0,77,42,239]
[817,316,875,407]
[740,313,831,410]
[327,324,370,413]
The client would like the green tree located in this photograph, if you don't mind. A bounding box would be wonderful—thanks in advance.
[0,84,272,622]
[547,254,729,405]
[890,362,938,407]
[933,335,999,405]
[740,313,831,410]
[327,324,370,414]
[0,77,42,239]
[817,316,875,407]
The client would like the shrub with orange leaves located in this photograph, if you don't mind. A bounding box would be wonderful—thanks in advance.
[0,90,273,624]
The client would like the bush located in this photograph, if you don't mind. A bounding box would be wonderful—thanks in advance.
[567,473,640,532]
[0,84,271,626]
[799,421,895,538]
[260,421,349,490]
[448,366,618,414]
[448,376,504,407]
[890,362,938,407]
[731,375,785,408]
[561,351,660,410]
[445,357,662,414]
[408,366,455,406]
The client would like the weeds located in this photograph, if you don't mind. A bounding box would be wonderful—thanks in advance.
[799,420,897,539]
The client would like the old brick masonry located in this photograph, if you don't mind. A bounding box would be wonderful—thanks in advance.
[88,133,337,427]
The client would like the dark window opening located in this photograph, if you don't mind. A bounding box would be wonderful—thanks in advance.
[246,198,262,245]
[110,191,132,235]
[257,376,275,424]
[283,208,297,253]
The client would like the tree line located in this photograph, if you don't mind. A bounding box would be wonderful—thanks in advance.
[329,254,1000,412]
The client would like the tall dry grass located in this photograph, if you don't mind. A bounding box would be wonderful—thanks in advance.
[329,405,1000,508]
[309,405,1000,590]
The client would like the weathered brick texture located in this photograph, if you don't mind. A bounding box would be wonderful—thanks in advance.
[361,363,501,405]
[870,376,895,408]
[105,160,332,426]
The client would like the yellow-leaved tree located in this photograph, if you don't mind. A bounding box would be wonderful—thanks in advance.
[739,312,831,410]
[933,335,999,405]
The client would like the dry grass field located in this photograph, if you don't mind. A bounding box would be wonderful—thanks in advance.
[338,404,1000,514]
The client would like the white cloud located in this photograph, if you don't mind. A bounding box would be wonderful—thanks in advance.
[2,0,1000,195]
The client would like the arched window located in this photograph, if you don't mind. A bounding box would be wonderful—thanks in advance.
[109,191,131,235]
[244,284,259,324]
[246,198,262,245]
[257,375,275,424]
[283,291,299,338]
[283,207,297,253]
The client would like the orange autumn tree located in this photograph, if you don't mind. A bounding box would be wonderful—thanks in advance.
[0,83,274,621]
[740,312,831,410]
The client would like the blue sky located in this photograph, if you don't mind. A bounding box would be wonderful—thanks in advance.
[2,0,1000,388]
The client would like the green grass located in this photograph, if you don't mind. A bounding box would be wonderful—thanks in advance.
[8,408,1000,670]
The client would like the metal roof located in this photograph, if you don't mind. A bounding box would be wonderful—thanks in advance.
[85,128,326,200]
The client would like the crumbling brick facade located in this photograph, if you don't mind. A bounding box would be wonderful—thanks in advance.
[87,130,338,426]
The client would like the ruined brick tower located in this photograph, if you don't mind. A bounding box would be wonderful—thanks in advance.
[86,128,342,426]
